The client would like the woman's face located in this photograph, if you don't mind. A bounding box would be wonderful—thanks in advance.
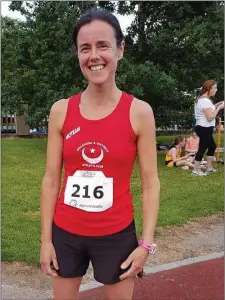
[209,84,217,97]
[77,20,124,86]
[192,131,197,138]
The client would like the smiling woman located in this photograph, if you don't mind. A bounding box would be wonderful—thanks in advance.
[73,9,125,88]
[40,7,160,300]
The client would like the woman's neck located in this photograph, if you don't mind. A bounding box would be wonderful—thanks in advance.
[82,81,121,107]
[201,93,210,98]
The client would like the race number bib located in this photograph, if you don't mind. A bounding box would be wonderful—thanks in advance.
[64,171,113,212]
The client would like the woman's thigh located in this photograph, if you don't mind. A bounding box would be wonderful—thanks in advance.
[104,277,135,300]
[88,220,139,285]
[52,276,82,300]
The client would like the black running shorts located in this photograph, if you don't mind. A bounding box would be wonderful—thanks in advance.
[52,220,139,284]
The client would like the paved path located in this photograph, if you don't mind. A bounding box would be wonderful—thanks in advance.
[80,257,224,300]
[2,254,223,300]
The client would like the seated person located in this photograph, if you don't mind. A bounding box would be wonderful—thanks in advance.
[185,131,207,165]
[185,131,199,163]
[165,136,194,169]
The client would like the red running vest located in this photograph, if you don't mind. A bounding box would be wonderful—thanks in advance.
[53,91,137,236]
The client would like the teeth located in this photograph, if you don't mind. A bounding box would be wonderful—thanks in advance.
[90,65,104,71]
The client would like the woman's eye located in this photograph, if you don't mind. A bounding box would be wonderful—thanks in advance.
[81,47,89,52]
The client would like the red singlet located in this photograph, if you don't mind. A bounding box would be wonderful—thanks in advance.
[53,91,137,236]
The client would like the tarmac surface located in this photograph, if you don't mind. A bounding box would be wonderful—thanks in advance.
[2,253,223,300]
[80,256,224,300]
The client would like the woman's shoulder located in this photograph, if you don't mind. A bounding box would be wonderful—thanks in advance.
[50,98,70,115]
[129,97,154,136]
[199,97,209,100]
[49,98,70,130]
[197,97,214,109]
[168,146,176,152]
[50,93,80,113]
[131,97,153,116]
[198,97,212,103]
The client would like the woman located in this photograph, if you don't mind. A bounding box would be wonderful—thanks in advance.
[165,136,194,169]
[40,8,160,300]
[192,80,224,176]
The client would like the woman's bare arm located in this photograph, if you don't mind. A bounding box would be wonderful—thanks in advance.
[134,100,160,244]
[40,100,67,243]
[204,106,221,121]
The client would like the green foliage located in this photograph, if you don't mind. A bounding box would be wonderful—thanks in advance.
[2,1,224,128]
[119,1,224,93]
[116,58,184,128]
[2,1,96,125]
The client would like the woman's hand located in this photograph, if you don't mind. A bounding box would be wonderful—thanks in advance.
[217,101,224,110]
[119,246,149,280]
[40,242,59,277]
[215,101,224,109]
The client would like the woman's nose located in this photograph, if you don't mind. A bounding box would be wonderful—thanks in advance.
[90,48,100,62]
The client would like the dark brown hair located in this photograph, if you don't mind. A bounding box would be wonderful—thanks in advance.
[72,7,124,50]
[169,136,184,150]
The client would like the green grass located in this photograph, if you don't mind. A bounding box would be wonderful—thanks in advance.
[157,134,224,146]
[2,137,224,265]
[2,139,47,264]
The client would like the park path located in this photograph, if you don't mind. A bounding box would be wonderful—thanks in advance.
[1,214,224,299]
[80,256,224,300]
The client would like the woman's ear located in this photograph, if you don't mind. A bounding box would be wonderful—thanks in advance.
[118,40,125,60]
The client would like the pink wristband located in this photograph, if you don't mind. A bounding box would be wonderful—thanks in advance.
[139,240,157,254]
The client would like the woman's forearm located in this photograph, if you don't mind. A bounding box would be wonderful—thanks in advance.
[210,107,220,120]
[215,101,223,108]
[40,175,60,243]
[141,178,160,244]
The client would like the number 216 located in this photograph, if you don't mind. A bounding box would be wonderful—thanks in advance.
[71,184,104,199]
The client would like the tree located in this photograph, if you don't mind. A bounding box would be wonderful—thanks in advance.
[2,1,110,127]
[117,1,224,126]
[2,1,223,129]
[118,1,224,93]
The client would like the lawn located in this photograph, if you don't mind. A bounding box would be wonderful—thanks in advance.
[2,136,224,265]
[157,133,224,146]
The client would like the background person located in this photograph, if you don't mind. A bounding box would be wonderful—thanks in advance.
[185,131,199,163]
[165,136,194,169]
[192,80,224,176]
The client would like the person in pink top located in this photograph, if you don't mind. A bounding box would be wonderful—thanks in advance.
[185,131,199,161]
